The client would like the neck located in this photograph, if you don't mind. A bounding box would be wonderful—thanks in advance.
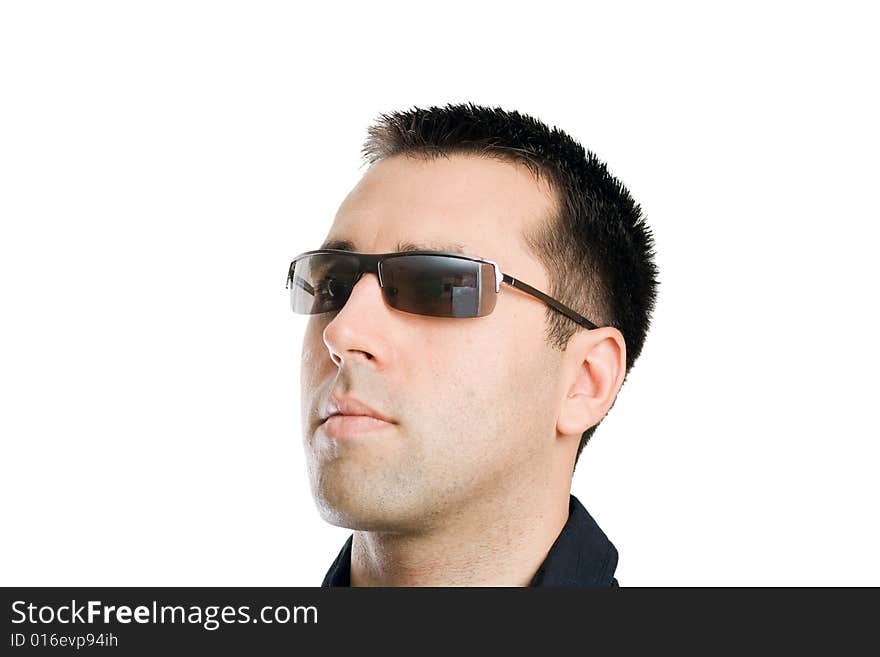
[349,484,571,587]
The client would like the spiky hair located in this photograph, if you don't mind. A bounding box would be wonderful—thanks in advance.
[361,102,659,465]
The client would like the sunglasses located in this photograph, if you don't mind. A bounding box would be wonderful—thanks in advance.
[285,249,598,329]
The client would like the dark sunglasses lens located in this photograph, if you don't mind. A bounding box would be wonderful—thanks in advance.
[288,253,361,314]
[381,255,497,318]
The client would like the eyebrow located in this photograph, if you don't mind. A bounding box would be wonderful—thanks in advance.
[320,238,468,254]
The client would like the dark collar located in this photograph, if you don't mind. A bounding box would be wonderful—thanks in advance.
[321,494,619,587]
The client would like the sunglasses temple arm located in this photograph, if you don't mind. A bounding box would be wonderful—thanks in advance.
[501,274,599,330]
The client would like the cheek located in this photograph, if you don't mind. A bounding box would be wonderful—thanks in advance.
[301,315,336,375]
[420,324,507,398]
[412,325,549,463]
[299,319,335,422]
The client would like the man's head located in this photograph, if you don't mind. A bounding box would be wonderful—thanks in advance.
[299,103,658,532]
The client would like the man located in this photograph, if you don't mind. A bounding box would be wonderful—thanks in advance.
[288,102,659,586]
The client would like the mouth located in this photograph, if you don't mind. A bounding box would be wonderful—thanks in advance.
[318,393,395,437]
[319,414,396,438]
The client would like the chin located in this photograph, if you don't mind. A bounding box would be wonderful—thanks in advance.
[310,475,425,532]
[315,496,399,532]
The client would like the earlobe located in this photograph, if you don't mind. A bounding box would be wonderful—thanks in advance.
[556,328,626,437]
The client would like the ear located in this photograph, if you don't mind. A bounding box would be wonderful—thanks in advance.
[556,327,627,437]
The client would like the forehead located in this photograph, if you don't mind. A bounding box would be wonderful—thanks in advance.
[324,154,557,267]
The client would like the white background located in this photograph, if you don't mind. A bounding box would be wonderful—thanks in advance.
[1,1,877,586]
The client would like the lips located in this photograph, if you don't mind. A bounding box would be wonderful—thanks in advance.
[322,414,394,438]
[319,395,395,424]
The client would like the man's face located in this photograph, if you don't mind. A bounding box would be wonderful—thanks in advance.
[300,153,567,532]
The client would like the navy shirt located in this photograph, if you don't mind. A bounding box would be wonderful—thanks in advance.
[322,494,619,587]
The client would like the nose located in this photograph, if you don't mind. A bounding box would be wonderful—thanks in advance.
[321,272,390,367]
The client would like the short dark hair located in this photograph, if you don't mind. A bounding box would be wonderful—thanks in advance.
[361,102,659,466]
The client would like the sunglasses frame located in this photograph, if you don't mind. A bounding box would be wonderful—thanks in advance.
[286,248,599,330]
